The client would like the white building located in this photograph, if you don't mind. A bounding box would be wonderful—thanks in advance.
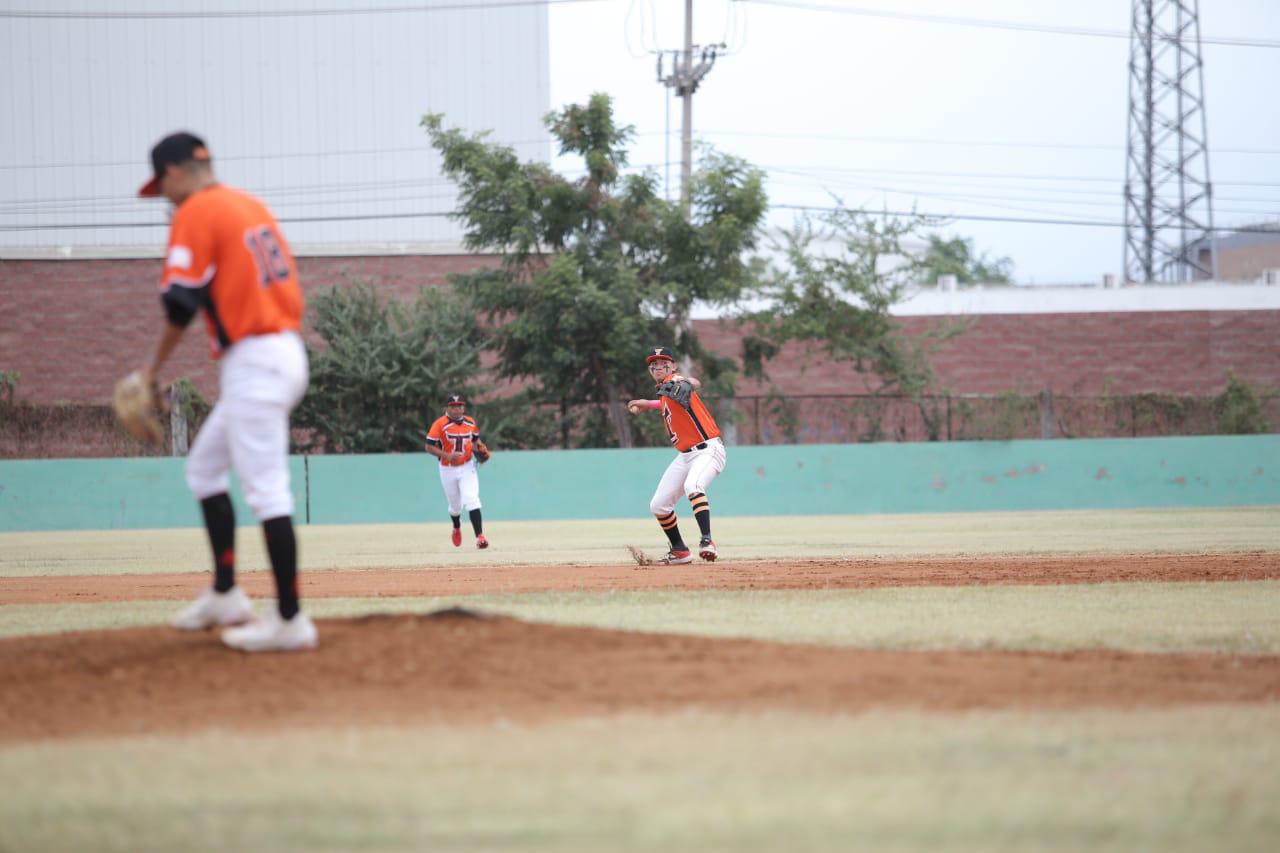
[0,0,549,257]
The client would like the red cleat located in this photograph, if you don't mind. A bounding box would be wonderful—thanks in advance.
[475,534,489,550]
[451,528,462,547]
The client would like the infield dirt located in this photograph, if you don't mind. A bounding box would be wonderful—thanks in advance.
[3,553,1278,742]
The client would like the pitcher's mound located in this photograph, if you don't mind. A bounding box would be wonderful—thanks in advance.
[4,610,1278,742]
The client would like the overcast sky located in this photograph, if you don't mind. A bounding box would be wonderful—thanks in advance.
[549,0,1280,284]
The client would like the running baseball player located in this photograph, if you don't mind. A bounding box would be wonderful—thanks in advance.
[628,346,726,564]
[131,131,316,652]
[424,394,491,549]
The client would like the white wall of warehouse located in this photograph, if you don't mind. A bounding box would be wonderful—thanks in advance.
[0,0,549,256]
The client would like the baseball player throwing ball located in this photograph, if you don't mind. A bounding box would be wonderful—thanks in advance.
[628,346,726,564]
[130,131,315,653]
[425,394,491,549]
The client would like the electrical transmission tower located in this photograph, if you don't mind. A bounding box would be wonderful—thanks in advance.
[1123,0,1216,283]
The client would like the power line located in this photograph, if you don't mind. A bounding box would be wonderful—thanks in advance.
[770,204,1279,233]
[5,205,1275,234]
[739,0,1280,49]
[7,161,1280,213]
[761,165,1279,202]
[0,141,545,171]
[0,210,454,233]
[764,173,1279,218]
[6,129,1277,172]
[696,129,1280,156]
[0,0,601,20]
[750,163,1280,190]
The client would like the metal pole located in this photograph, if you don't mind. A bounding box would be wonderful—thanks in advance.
[1193,0,1218,279]
[680,0,693,214]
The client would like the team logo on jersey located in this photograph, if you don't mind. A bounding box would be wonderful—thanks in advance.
[167,245,193,270]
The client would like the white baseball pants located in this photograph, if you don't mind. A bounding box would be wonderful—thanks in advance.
[649,438,727,515]
[439,458,482,515]
[186,331,309,520]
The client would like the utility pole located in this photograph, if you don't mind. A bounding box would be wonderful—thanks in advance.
[656,0,723,215]
[1122,0,1216,283]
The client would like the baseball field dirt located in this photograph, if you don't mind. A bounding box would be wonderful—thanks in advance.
[4,553,1279,743]
[5,551,1278,604]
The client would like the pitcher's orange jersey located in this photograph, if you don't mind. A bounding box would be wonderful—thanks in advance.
[160,184,303,358]
[659,373,721,451]
[426,415,482,466]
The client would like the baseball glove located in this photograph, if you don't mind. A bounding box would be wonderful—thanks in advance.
[656,378,694,408]
[112,371,165,446]
[474,442,491,464]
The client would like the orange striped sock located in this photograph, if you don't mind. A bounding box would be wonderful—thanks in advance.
[655,511,685,550]
[688,492,711,538]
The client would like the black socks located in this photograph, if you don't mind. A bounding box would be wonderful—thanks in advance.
[262,515,299,620]
[200,493,236,592]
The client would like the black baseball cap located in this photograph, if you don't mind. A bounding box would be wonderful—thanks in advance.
[138,132,212,197]
[646,346,675,364]
[445,394,467,406]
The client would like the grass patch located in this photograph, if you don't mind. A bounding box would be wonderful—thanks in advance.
[1,706,1277,852]
[5,581,1280,655]
[2,507,1278,578]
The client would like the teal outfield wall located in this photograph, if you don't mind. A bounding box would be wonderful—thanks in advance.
[2,435,1278,532]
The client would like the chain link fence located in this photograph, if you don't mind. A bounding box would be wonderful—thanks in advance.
[717,391,1280,445]
[3,390,1277,459]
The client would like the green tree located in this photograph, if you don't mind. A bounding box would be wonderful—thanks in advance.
[1212,373,1270,435]
[744,206,951,393]
[920,234,1013,285]
[293,280,486,453]
[421,94,766,447]
[741,205,964,439]
[0,369,18,405]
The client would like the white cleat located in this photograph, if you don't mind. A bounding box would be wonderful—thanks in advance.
[657,548,694,565]
[222,611,318,653]
[171,587,254,631]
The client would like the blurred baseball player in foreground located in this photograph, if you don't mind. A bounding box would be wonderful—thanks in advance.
[628,346,726,564]
[424,394,492,549]
[131,131,316,652]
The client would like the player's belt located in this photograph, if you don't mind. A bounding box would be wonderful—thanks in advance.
[681,442,708,453]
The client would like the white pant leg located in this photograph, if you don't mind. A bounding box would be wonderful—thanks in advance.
[209,332,309,521]
[439,465,464,516]
[226,394,294,520]
[649,453,692,515]
[682,439,727,495]
[186,398,232,500]
[456,461,482,512]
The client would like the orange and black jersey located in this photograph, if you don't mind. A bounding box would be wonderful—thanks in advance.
[159,184,303,358]
[659,373,720,451]
[426,415,482,466]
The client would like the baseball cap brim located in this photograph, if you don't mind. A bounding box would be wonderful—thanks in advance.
[138,132,211,198]
[645,354,674,364]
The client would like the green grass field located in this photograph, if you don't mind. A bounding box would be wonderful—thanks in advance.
[2,507,1278,852]
[3,506,1278,577]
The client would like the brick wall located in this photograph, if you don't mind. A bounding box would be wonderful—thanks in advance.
[2,256,1277,406]
[0,255,498,405]
[694,311,1280,398]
